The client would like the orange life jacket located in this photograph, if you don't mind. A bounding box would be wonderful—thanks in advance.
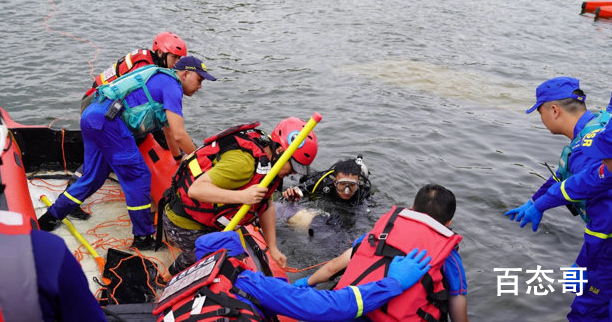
[84,48,156,97]
[334,206,462,322]
[168,123,280,230]
[153,248,268,322]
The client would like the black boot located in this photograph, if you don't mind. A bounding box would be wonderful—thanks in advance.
[130,235,156,251]
[67,207,91,220]
[38,211,62,231]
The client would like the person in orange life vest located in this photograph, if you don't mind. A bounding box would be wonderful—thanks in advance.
[293,184,469,322]
[81,31,188,110]
[38,56,216,251]
[66,32,189,221]
[162,118,317,274]
[155,230,432,322]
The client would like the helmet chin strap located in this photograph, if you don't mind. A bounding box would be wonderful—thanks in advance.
[269,141,282,164]
[153,51,168,68]
[159,52,169,68]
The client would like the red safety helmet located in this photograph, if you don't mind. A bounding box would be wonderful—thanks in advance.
[270,117,318,174]
[152,32,187,57]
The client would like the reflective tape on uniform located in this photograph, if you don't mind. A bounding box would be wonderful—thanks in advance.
[561,181,580,202]
[63,191,83,205]
[585,227,612,239]
[349,285,364,318]
[127,203,151,211]
[125,53,133,70]
[188,158,203,177]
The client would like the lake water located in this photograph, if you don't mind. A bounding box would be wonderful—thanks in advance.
[2,0,612,320]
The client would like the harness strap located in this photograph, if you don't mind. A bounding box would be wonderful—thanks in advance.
[419,272,450,321]
[349,257,391,286]
[168,286,264,322]
[374,206,404,256]
[421,273,450,303]
[417,308,441,322]
[239,227,273,276]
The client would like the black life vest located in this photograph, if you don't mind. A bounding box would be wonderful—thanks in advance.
[334,206,462,322]
[153,248,268,322]
[168,123,280,230]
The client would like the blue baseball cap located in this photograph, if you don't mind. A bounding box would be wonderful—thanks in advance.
[174,56,217,81]
[582,126,612,159]
[526,77,585,114]
[194,231,246,260]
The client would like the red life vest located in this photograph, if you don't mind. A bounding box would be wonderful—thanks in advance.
[334,206,462,322]
[84,49,156,97]
[153,248,268,322]
[168,123,280,230]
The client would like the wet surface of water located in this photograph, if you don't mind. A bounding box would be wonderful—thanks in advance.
[3,0,612,320]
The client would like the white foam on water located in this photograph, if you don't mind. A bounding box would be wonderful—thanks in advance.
[341,59,535,111]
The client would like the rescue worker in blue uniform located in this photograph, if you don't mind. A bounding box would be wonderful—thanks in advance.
[155,230,432,322]
[37,56,217,250]
[0,211,107,322]
[504,77,612,321]
[0,118,105,321]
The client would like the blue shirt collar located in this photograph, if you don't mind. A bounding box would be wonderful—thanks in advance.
[573,110,595,139]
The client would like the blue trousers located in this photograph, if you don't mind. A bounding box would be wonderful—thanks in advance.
[47,99,154,236]
[568,240,612,322]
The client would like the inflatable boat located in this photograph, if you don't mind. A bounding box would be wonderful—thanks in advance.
[0,107,295,322]
[581,1,612,19]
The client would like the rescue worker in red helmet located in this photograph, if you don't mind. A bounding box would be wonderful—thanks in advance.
[162,117,318,275]
[81,31,188,110]
[67,32,189,222]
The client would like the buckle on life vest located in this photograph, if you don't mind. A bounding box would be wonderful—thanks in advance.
[378,233,388,240]
[368,234,376,247]
[216,216,232,229]
[217,307,234,317]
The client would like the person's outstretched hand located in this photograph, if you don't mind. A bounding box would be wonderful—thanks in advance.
[504,199,533,221]
[387,248,431,290]
[519,204,544,232]
[270,247,287,268]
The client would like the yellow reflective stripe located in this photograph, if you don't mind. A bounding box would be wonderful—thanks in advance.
[560,181,580,202]
[349,286,364,318]
[98,72,108,85]
[63,191,83,205]
[188,159,203,177]
[126,203,151,211]
[585,228,612,239]
[125,53,133,69]
[237,229,247,252]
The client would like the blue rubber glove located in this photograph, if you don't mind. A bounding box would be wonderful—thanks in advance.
[504,200,533,221]
[519,204,544,232]
[293,275,314,288]
[387,248,431,291]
